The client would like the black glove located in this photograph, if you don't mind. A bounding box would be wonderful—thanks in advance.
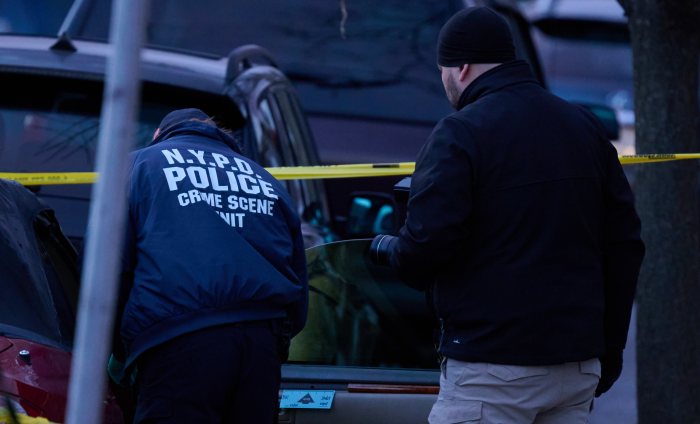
[595,351,623,397]
[368,235,397,266]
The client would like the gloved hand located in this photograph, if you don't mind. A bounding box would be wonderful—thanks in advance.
[368,235,397,266]
[595,351,623,397]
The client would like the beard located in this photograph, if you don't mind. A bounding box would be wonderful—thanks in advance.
[444,73,462,109]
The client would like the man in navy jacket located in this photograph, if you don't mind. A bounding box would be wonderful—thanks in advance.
[114,108,307,423]
[371,7,644,424]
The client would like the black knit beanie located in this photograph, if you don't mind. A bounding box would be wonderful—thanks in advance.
[437,7,516,67]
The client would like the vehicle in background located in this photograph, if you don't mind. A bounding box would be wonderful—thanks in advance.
[519,0,636,155]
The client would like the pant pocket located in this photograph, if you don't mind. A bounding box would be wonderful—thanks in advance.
[429,399,482,424]
[485,364,549,382]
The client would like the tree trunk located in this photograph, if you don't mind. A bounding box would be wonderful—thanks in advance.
[618,0,700,422]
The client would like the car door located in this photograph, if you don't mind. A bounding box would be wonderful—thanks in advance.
[280,239,440,424]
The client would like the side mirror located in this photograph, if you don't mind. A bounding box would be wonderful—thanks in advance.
[579,103,620,141]
[345,193,395,238]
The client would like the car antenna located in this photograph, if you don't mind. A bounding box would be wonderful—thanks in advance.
[51,0,90,53]
[50,32,78,53]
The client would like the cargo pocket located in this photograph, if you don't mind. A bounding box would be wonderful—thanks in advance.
[486,364,549,382]
[428,399,482,424]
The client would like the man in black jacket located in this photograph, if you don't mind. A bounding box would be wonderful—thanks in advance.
[371,7,644,423]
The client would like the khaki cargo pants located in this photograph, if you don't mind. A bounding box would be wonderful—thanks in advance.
[428,358,600,424]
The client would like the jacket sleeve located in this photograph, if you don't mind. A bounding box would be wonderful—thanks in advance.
[389,117,475,290]
[288,219,309,337]
[601,141,645,354]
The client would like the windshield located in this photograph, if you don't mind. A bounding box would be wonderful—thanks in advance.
[289,239,438,370]
[0,73,246,248]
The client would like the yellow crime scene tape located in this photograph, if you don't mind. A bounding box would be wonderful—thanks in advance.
[0,408,57,424]
[1,154,699,186]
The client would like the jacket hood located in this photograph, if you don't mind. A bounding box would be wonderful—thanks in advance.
[150,120,243,154]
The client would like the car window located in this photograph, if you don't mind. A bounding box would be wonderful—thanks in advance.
[288,240,438,370]
[0,73,245,247]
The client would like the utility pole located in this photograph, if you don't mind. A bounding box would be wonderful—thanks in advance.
[65,0,149,422]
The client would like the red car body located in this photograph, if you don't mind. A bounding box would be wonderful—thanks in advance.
[0,180,124,424]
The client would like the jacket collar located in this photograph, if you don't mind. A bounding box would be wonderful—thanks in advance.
[457,60,540,110]
[150,120,243,154]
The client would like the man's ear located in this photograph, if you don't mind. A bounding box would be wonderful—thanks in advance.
[458,64,470,82]
[152,128,161,141]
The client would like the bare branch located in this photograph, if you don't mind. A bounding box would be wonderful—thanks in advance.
[339,0,348,39]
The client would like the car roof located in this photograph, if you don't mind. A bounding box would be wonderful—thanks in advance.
[522,0,627,23]
[0,34,229,93]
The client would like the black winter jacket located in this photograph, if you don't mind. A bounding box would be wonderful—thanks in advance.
[389,61,644,365]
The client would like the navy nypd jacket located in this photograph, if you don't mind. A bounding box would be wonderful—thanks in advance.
[389,61,644,365]
[116,120,308,369]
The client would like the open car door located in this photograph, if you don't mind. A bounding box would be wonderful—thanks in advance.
[281,239,439,424]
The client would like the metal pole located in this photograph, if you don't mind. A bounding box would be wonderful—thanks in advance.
[65,0,149,422]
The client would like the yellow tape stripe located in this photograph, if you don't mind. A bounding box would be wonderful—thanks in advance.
[269,163,416,180]
[1,155,699,186]
[618,153,700,164]
[0,409,55,423]
[0,172,97,185]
